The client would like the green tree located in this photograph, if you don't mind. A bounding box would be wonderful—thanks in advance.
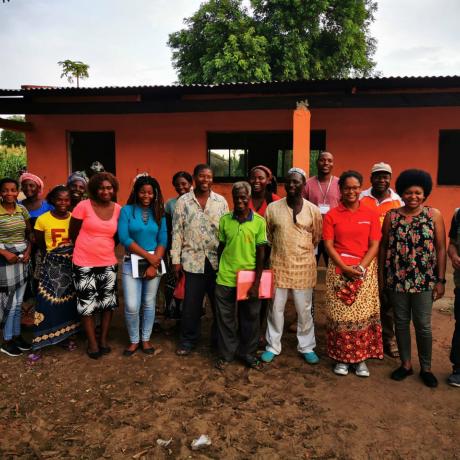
[58,59,90,87]
[169,0,377,83]
[0,116,26,147]
[168,0,270,84]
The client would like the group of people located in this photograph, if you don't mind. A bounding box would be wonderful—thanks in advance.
[0,153,459,389]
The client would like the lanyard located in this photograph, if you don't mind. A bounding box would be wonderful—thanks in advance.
[316,177,333,204]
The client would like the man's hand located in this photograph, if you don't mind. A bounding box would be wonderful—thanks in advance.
[173,264,183,280]
[247,282,260,300]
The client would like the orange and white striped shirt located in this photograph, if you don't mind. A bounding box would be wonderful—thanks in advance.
[359,188,404,226]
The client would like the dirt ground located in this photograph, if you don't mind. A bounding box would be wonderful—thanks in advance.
[1,273,458,460]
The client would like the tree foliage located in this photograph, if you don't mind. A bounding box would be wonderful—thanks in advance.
[0,116,26,147]
[169,0,377,84]
[58,59,90,87]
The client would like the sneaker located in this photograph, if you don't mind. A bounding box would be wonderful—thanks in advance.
[303,351,319,364]
[13,336,31,351]
[0,342,23,357]
[334,363,349,376]
[355,361,370,377]
[260,351,275,363]
[447,371,460,388]
[420,371,438,388]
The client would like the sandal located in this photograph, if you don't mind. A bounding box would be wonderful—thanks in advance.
[215,358,230,371]
[243,356,264,370]
[99,346,112,355]
[176,348,191,356]
[123,345,139,357]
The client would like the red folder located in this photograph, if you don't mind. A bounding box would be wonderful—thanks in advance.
[236,270,274,301]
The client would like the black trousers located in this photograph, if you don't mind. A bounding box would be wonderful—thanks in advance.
[451,287,460,370]
[215,284,261,362]
[179,259,217,350]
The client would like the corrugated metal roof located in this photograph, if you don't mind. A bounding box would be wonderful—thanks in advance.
[1,75,460,96]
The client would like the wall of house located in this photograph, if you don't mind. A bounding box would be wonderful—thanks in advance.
[26,105,460,222]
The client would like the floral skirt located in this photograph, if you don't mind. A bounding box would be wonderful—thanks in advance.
[325,260,383,363]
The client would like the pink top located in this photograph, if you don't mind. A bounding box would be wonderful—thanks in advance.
[72,199,121,267]
[302,176,340,208]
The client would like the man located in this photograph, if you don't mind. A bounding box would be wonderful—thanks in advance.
[171,164,229,355]
[360,162,403,358]
[302,151,340,265]
[261,168,322,364]
[214,182,267,369]
[447,208,460,387]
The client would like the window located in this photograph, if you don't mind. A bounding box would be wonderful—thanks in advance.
[208,131,326,181]
[68,131,116,176]
[438,130,460,185]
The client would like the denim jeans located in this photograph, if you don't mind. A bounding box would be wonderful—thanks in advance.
[122,261,161,344]
[387,290,433,370]
[3,282,27,341]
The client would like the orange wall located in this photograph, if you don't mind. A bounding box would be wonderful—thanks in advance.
[26,106,460,222]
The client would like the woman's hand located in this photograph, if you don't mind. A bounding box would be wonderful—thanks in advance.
[22,247,32,264]
[451,253,460,271]
[2,251,19,264]
[432,282,445,301]
[146,253,161,268]
[144,265,158,280]
[342,265,363,280]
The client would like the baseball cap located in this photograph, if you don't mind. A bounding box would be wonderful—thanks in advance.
[371,162,392,175]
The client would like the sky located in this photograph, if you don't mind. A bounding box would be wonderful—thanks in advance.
[0,0,459,89]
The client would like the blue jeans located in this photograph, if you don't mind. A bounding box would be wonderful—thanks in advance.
[3,282,27,341]
[122,261,161,344]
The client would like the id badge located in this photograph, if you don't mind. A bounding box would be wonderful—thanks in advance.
[319,203,330,215]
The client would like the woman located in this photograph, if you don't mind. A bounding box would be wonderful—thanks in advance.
[20,172,54,224]
[248,165,280,217]
[118,175,167,356]
[19,172,54,326]
[30,186,80,359]
[164,171,193,319]
[69,172,121,359]
[67,171,88,211]
[323,170,383,377]
[0,178,32,357]
[380,169,446,388]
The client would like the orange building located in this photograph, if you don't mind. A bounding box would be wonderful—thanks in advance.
[0,77,459,220]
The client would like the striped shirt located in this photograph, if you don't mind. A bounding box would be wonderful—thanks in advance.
[0,203,30,244]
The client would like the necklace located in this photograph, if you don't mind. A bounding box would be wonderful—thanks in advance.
[142,208,149,224]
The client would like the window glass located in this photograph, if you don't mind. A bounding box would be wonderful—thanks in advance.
[438,130,460,185]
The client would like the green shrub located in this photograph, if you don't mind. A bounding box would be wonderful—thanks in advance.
[0,145,27,179]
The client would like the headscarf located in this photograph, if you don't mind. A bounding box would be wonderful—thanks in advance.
[249,165,273,181]
[19,172,44,197]
[287,167,307,180]
[67,171,88,186]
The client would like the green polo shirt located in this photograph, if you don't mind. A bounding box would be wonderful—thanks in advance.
[216,210,267,288]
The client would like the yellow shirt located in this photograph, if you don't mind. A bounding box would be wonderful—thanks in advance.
[34,211,71,252]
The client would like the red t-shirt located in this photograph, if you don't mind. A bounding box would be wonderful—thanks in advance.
[322,202,381,260]
[248,193,281,217]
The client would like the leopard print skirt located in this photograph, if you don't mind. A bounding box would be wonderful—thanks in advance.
[325,259,383,363]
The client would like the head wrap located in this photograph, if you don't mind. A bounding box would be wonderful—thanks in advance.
[287,167,307,180]
[19,172,44,197]
[67,171,88,186]
[249,165,273,180]
[90,161,105,173]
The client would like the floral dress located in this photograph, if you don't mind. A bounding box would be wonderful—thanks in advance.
[384,207,437,293]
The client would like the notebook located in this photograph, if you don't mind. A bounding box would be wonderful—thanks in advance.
[236,270,274,301]
[130,252,166,279]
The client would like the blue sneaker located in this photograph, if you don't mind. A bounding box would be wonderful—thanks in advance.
[303,351,319,364]
[260,351,275,363]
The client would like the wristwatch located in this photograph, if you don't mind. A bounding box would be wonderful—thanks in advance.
[437,278,447,284]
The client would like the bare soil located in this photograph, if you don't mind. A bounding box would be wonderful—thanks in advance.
[1,277,458,459]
